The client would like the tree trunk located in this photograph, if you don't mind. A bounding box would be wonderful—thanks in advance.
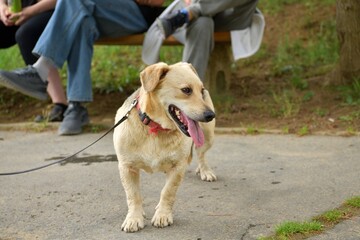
[336,0,360,83]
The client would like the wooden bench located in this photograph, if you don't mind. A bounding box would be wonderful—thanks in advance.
[96,32,232,94]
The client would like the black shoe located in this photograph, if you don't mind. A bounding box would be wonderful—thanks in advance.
[48,103,67,122]
[34,103,68,123]
[0,66,48,100]
[157,9,189,38]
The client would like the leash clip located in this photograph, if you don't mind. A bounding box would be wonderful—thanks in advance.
[125,98,138,117]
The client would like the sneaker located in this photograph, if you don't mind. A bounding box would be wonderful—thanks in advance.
[0,66,48,100]
[58,102,89,135]
[34,104,67,123]
[48,103,67,122]
[157,9,189,38]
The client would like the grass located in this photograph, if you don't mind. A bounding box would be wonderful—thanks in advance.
[320,209,344,222]
[338,78,360,105]
[259,196,360,240]
[246,125,260,135]
[259,0,336,15]
[272,18,338,82]
[275,221,322,237]
[346,196,360,208]
[271,90,301,118]
[297,125,310,136]
[212,93,235,114]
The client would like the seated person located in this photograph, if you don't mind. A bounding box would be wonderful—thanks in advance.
[0,0,165,135]
[0,0,67,121]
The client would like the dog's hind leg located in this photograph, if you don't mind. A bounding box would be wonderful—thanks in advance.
[152,165,186,228]
[118,163,145,233]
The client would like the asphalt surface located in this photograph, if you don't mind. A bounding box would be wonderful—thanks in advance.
[0,128,359,240]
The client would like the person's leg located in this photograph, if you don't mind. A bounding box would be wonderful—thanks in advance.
[182,16,214,81]
[212,0,259,31]
[183,0,259,79]
[60,0,148,135]
[188,0,257,18]
[158,0,258,38]
[15,10,67,121]
[43,0,147,134]
[0,22,17,48]
[15,11,54,64]
[35,0,148,103]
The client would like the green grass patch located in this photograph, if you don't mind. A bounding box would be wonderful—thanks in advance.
[272,19,338,79]
[272,90,300,118]
[275,221,322,237]
[314,108,329,117]
[260,196,360,240]
[212,94,235,114]
[338,78,360,105]
[320,209,344,222]
[246,125,260,135]
[0,46,22,69]
[346,196,360,208]
[297,125,310,136]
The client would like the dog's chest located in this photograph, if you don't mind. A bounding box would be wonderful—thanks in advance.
[121,135,192,173]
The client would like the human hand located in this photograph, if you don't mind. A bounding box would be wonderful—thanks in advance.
[184,0,192,6]
[11,6,34,25]
[135,0,164,7]
[0,3,14,26]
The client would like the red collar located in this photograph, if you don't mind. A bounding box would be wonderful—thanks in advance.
[136,98,170,135]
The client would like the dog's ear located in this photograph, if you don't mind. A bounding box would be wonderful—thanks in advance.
[140,62,169,92]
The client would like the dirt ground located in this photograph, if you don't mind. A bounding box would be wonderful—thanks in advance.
[0,3,359,135]
[0,72,358,136]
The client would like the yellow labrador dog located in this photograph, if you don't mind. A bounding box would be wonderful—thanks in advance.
[113,62,216,233]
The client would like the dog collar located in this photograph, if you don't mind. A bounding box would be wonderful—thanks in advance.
[136,98,170,135]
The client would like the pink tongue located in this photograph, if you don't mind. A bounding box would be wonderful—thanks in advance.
[181,113,204,147]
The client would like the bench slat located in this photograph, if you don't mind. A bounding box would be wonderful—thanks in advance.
[96,32,230,46]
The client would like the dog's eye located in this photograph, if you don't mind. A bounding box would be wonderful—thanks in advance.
[181,87,192,95]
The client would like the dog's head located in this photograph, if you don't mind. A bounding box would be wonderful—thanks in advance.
[138,62,215,147]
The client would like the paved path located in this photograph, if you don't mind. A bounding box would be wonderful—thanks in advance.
[0,130,359,239]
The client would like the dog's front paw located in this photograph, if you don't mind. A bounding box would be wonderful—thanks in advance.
[121,214,144,233]
[196,165,217,182]
[151,210,173,228]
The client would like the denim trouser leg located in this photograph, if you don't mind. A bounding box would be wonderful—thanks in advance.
[66,17,97,102]
[33,0,147,102]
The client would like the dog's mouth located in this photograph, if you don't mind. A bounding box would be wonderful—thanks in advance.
[168,104,204,147]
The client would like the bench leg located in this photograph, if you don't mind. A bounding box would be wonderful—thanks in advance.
[204,44,232,94]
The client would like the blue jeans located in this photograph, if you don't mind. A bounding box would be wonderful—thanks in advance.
[33,0,148,102]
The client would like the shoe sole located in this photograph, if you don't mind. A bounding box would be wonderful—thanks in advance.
[0,74,48,100]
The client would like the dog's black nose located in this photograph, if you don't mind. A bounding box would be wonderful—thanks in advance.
[204,110,215,122]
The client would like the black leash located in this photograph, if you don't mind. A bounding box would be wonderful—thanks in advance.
[0,99,138,176]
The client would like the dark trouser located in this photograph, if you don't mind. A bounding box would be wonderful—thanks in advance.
[0,10,53,65]
[183,0,259,80]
